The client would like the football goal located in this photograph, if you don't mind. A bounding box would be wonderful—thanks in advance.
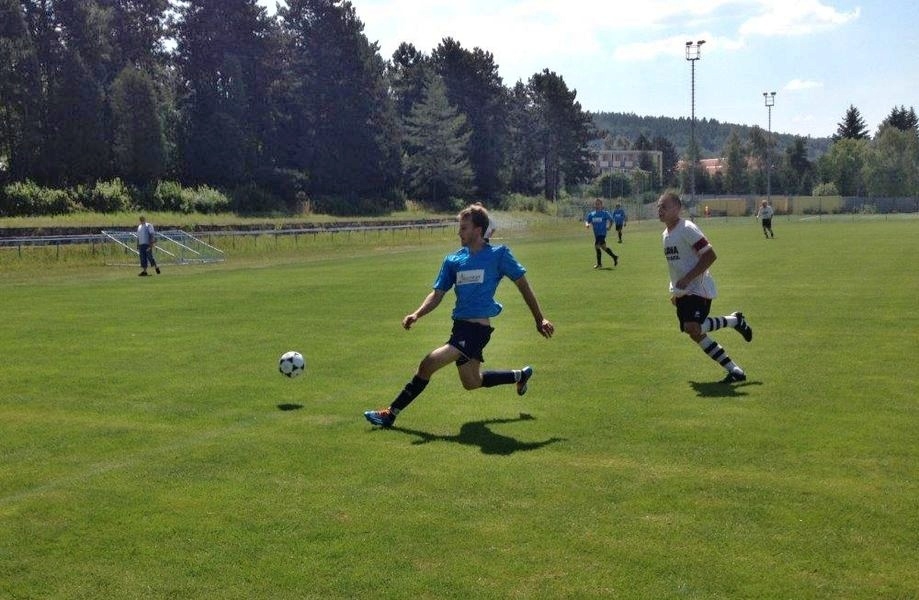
[101,229,225,266]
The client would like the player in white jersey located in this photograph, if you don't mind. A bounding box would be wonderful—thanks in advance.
[657,192,753,383]
[756,200,775,238]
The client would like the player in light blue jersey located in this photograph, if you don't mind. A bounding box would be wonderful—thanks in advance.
[364,203,555,428]
[585,198,619,268]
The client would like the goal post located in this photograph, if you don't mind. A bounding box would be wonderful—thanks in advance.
[101,229,225,266]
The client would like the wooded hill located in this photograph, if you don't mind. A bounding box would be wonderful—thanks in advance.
[590,111,833,160]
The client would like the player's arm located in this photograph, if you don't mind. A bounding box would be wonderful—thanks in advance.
[403,289,446,329]
[676,248,717,290]
[513,275,554,338]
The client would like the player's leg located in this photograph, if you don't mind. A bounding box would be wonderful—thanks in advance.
[701,312,753,341]
[601,241,619,265]
[364,344,460,427]
[679,297,745,382]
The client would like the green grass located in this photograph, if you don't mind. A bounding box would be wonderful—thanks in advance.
[1,216,918,599]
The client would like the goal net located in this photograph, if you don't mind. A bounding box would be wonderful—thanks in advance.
[101,229,225,266]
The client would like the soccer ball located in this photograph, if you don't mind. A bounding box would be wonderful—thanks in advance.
[278,351,305,378]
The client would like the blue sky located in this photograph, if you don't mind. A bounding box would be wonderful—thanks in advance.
[258,1,918,139]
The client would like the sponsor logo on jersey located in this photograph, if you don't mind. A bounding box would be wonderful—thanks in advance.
[456,269,485,285]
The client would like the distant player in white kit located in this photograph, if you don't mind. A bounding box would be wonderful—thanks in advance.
[657,192,753,383]
[757,200,775,238]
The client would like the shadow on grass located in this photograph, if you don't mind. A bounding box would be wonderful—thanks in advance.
[384,412,564,455]
[689,380,762,398]
[277,403,304,411]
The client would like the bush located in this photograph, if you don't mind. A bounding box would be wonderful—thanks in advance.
[153,180,186,212]
[812,182,839,197]
[0,180,76,216]
[87,179,134,212]
[183,186,229,214]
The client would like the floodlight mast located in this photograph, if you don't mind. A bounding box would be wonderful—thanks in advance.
[685,40,705,208]
[763,91,776,206]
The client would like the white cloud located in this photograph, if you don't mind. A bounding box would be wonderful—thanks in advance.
[739,1,861,37]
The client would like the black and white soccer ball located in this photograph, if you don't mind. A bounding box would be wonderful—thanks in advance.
[278,351,305,378]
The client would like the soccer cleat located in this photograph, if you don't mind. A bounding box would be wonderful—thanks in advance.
[516,366,533,396]
[364,408,396,428]
[721,368,747,384]
[613,255,619,266]
[155,266,161,274]
[138,271,148,276]
[732,311,753,342]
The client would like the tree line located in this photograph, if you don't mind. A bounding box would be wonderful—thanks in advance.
[2,0,917,218]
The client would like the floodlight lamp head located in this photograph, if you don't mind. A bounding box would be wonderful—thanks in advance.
[697,40,706,45]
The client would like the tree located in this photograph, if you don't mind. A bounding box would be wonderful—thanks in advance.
[878,105,918,136]
[833,105,869,141]
[864,125,919,197]
[781,136,813,195]
[721,130,746,193]
[651,135,678,187]
[431,38,509,199]
[505,80,541,195]
[527,69,593,199]
[816,137,869,196]
[277,0,400,201]
[402,74,473,208]
[174,0,275,187]
[48,48,110,184]
[0,0,43,180]
[110,66,165,183]
[387,42,430,120]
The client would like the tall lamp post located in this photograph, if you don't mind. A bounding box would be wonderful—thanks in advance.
[763,91,776,206]
[685,40,705,207]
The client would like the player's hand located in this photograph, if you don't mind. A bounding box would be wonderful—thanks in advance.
[402,314,418,330]
[536,318,554,339]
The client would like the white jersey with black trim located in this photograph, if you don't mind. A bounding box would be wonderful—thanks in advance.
[662,219,717,299]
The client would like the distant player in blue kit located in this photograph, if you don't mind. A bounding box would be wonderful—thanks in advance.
[364,203,555,428]
[612,202,627,243]
[585,198,620,268]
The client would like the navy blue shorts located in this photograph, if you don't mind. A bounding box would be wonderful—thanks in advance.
[674,295,712,332]
[448,320,494,365]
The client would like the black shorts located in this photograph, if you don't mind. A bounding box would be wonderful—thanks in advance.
[762,218,773,228]
[674,295,712,332]
[615,223,624,232]
[594,235,608,245]
[448,320,494,365]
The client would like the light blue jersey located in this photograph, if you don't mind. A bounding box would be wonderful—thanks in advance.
[586,210,614,236]
[433,244,526,320]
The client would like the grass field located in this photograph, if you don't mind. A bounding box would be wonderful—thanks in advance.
[1,214,918,599]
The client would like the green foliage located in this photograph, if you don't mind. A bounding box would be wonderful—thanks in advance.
[403,74,473,208]
[183,185,230,214]
[812,182,839,196]
[85,178,134,213]
[834,104,870,141]
[152,180,186,212]
[0,180,76,216]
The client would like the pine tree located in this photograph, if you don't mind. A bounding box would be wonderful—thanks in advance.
[402,74,473,208]
[833,105,869,141]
